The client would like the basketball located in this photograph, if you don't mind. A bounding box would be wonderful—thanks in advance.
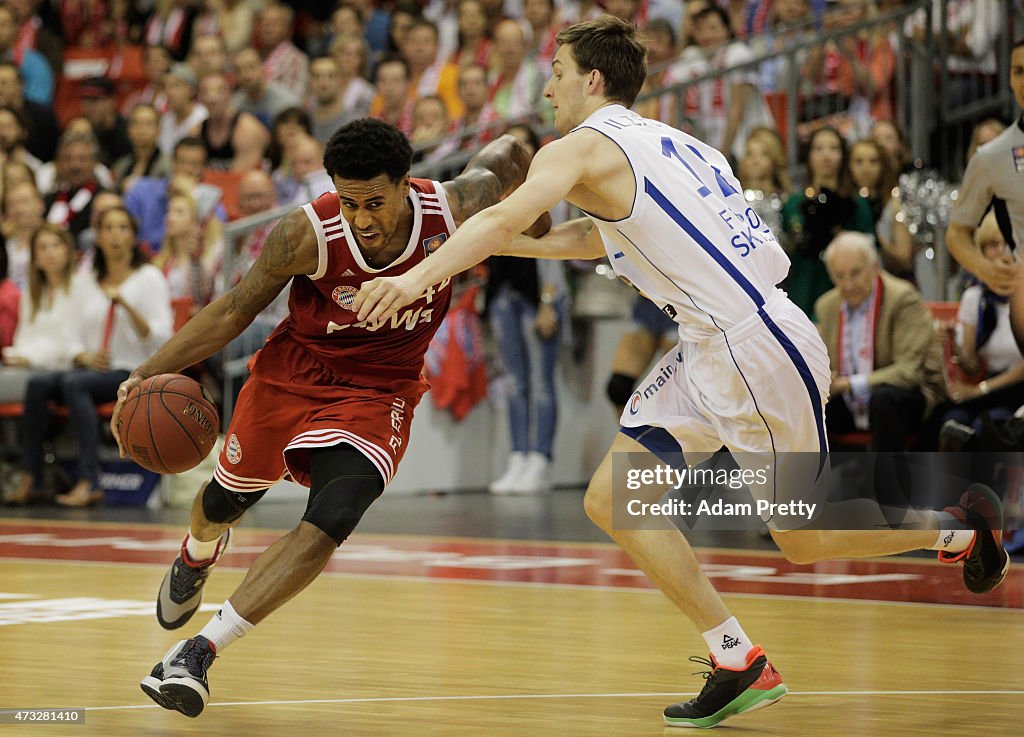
[118,374,220,474]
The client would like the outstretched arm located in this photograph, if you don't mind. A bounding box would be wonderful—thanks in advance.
[497,217,605,260]
[355,138,584,322]
[110,209,318,452]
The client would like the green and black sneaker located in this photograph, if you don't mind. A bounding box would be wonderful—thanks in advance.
[664,645,788,729]
[937,483,1010,594]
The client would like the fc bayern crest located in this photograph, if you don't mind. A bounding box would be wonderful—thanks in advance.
[422,233,447,255]
[332,285,358,311]
[226,433,242,464]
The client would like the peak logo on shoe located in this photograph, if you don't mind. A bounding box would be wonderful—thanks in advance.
[722,635,742,649]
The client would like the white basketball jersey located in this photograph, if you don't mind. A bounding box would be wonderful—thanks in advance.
[573,104,791,341]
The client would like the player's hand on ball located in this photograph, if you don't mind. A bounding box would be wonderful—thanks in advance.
[111,373,146,457]
[355,274,422,323]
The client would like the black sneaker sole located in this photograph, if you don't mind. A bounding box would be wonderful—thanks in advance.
[140,675,173,711]
[159,679,208,718]
[966,542,1010,594]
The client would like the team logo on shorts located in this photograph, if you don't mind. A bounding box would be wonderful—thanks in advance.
[332,285,358,311]
[628,391,642,415]
[1013,146,1024,173]
[226,433,242,464]
[422,233,447,255]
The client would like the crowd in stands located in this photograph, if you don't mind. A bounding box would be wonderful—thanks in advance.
[0,0,1019,506]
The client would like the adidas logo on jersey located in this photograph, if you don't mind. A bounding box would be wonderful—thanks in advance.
[340,268,356,277]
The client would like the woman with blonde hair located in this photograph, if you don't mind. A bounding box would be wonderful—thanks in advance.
[153,185,221,312]
[966,118,1006,162]
[1,180,45,290]
[738,126,791,194]
[737,126,789,251]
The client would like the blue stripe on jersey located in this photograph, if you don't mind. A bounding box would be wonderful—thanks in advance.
[620,425,683,466]
[644,177,764,308]
[757,308,829,478]
[644,176,827,471]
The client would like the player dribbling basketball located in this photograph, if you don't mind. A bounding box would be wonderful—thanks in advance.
[110,119,539,718]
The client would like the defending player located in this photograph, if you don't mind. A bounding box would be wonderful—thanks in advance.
[109,119,538,718]
[354,17,1010,728]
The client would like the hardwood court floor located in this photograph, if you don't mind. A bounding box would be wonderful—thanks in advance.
[0,520,1021,736]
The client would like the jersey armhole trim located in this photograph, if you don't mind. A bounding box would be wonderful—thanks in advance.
[301,202,329,280]
[431,180,459,234]
[573,125,639,226]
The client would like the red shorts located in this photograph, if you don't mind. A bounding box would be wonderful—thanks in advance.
[213,373,427,493]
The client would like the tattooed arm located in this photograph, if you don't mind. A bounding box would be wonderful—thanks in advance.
[355,136,584,323]
[441,134,533,224]
[111,209,318,451]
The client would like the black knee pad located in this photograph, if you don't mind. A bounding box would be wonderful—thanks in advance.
[606,372,636,407]
[303,445,385,546]
[201,478,267,523]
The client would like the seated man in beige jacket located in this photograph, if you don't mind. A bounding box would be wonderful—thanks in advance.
[815,231,946,451]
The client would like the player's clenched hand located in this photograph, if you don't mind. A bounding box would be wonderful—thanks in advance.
[355,274,422,323]
[111,373,146,457]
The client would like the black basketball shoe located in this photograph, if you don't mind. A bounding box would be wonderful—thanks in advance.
[157,529,231,630]
[663,645,787,728]
[140,636,218,718]
[139,662,171,710]
[938,484,1010,594]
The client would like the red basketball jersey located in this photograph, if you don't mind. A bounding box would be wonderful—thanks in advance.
[250,178,457,393]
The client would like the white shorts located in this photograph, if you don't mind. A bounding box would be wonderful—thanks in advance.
[620,289,831,529]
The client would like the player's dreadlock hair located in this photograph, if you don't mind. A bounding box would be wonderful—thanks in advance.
[323,119,413,183]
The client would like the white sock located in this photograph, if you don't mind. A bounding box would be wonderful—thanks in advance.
[929,529,974,553]
[702,616,752,669]
[926,510,974,553]
[185,532,221,563]
[197,600,254,652]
